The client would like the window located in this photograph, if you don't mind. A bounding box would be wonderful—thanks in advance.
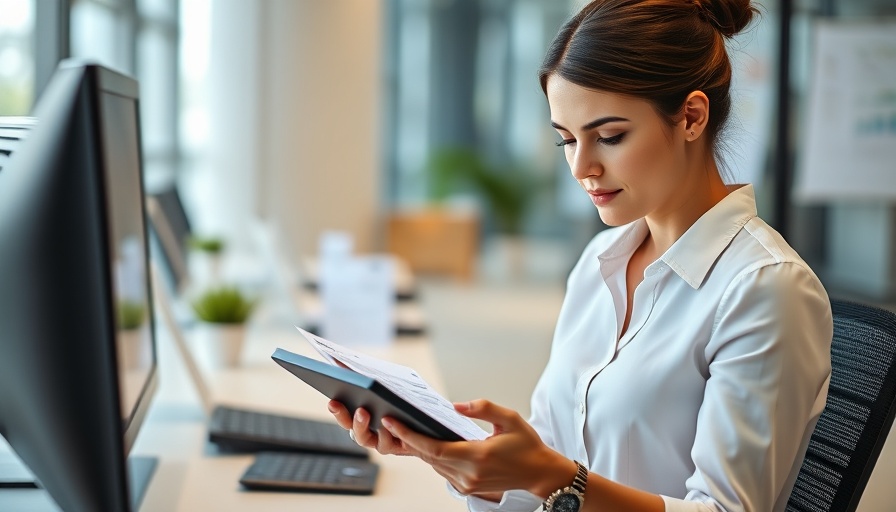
[68,0,179,185]
[0,0,35,115]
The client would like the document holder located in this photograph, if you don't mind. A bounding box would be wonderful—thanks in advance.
[271,348,463,442]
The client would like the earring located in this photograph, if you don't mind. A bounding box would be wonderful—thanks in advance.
[690,130,695,136]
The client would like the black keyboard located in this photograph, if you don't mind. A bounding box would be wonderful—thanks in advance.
[207,405,368,458]
[239,452,379,494]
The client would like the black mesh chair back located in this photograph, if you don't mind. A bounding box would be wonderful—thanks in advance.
[786,299,896,512]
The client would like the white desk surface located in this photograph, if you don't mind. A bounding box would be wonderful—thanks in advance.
[134,317,468,512]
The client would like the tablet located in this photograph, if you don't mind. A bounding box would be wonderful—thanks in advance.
[271,348,464,442]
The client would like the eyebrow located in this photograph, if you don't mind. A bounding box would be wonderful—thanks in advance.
[550,116,629,132]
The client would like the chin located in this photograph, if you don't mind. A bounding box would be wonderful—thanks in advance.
[596,208,635,227]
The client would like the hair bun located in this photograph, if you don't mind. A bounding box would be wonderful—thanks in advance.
[695,0,758,38]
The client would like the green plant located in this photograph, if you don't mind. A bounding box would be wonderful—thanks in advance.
[427,147,535,235]
[117,300,146,330]
[189,235,225,254]
[191,286,256,324]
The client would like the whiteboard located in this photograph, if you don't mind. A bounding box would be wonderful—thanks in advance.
[794,20,896,202]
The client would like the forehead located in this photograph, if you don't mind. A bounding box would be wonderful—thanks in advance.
[545,75,655,127]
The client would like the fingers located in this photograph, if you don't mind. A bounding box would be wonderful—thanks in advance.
[381,417,448,461]
[454,399,522,434]
[327,400,353,430]
[352,408,379,448]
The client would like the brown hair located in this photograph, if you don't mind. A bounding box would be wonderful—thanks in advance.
[539,0,758,163]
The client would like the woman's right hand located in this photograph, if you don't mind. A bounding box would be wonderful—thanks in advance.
[327,400,414,456]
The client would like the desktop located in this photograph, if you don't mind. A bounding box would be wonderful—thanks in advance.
[0,62,158,511]
[145,193,369,460]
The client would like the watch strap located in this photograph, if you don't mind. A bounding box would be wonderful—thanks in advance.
[571,460,587,493]
[542,460,588,511]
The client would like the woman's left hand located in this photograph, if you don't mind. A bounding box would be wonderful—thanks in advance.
[380,399,575,499]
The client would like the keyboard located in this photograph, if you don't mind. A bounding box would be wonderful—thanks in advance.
[207,405,368,458]
[239,452,379,494]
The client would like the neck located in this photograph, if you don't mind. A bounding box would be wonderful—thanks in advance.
[643,160,729,257]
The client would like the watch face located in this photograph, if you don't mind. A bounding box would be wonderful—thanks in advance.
[551,493,582,512]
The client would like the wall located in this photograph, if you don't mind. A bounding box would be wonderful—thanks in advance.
[193,0,384,261]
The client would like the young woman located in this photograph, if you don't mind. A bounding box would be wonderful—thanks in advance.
[329,0,833,510]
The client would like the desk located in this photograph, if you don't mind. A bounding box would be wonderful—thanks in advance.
[134,318,467,512]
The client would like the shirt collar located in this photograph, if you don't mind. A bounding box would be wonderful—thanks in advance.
[595,184,758,289]
[660,184,757,289]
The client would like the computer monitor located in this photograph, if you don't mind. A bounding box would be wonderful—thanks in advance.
[0,62,158,511]
[0,117,35,173]
[147,193,191,296]
[147,185,193,294]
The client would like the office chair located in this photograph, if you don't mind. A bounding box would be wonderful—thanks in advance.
[786,299,896,512]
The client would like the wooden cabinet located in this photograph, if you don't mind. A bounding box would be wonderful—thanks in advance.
[386,209,479,281]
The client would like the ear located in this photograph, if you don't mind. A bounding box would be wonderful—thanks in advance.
[682,91,709,142]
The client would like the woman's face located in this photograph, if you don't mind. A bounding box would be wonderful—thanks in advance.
[546,75,691,227]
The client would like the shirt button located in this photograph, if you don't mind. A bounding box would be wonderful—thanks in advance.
[579,402,586,414]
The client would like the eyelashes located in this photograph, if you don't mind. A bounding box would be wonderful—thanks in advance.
[554,133,626,147]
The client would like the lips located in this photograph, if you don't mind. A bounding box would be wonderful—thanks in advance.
[587,189,622,206]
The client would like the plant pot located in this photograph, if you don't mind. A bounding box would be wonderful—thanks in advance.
[192,323,246,369]
[189,252,224,286]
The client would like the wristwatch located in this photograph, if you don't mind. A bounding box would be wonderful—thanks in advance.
[543,460,588,512]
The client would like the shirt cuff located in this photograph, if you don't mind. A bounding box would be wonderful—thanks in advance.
[446,482,543,512]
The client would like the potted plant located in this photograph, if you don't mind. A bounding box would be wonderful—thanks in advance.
[190,286,257,368]
[117,299,148,369]
[428,147,550,278]
[428,147,530,236]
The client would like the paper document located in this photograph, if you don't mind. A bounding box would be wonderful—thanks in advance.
[296,327,489,441]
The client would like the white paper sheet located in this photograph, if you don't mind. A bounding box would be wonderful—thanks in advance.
[795,20,896,202]
[296,327,489,441]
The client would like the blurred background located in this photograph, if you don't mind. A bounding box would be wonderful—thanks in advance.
[2,0,895,411]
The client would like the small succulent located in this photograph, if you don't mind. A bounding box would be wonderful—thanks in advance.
[117,300,146,330]
[191,286,256,324]
[188,235,225,254]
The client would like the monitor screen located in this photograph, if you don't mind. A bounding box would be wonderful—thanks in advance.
[0,62,158,511]
[101,86,156,441]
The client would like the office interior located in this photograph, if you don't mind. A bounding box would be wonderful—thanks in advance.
[1,0,895,511]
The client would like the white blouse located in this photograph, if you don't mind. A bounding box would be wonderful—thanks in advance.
[460,185,833,512]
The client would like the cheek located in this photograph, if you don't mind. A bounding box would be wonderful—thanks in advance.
[617,134,676,183]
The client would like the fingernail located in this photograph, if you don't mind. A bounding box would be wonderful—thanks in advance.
[454,401,471,412]
[327,402,336,413]
[354,409,363,422]
[381,418,393,430]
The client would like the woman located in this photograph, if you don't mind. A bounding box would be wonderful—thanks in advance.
[329,0,832,510]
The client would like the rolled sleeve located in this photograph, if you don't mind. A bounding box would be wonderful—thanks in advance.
[446,482,542,512]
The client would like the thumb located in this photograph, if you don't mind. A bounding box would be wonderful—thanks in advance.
[454,399,522,432]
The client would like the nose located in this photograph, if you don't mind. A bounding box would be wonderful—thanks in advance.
[569,145,602,180]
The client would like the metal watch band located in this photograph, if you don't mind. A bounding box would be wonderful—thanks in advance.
[571,460,587,494]
[542,460,588,511]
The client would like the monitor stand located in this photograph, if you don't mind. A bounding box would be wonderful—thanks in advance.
[0,436,158,511]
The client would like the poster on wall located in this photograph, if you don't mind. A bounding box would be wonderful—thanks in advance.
[794,20,896,202]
